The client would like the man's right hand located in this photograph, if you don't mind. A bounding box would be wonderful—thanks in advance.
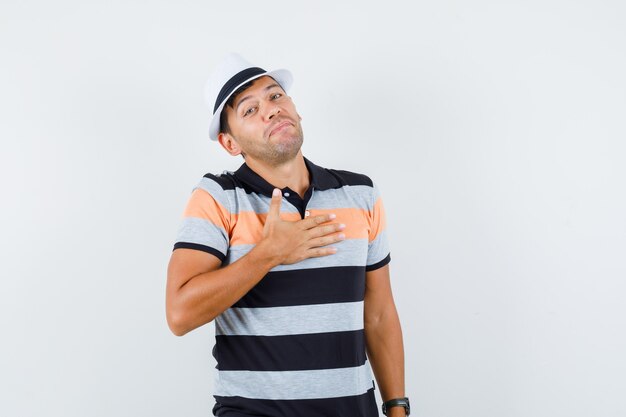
[262,188,346,265]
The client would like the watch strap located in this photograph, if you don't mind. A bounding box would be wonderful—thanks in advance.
[382,397,410,415]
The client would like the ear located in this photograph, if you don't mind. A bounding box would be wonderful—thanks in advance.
[218,132,243,157]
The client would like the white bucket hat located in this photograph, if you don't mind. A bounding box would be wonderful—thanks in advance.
[204,53,293,141]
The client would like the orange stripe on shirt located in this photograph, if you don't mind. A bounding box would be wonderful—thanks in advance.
[182,190,385,246]
[230,207,374,246]
[182,188,231,231]
[368,197,387,242]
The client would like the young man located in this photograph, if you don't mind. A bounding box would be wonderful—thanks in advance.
[166,53,409,417]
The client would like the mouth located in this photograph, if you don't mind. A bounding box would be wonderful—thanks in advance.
[268,120,293,137]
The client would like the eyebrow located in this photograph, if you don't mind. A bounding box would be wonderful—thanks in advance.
[235,83,282,113]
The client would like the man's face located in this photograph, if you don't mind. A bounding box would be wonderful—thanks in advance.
[220,76,304,165]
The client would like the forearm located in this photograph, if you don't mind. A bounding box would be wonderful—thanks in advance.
[168,240,278,335]
[365,305,405,415]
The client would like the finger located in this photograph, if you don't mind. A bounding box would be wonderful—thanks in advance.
[267,188,282,221]
[308,232,346,248]
[301,213,336,230]
[306,246,338,258]
[308,223,346,239]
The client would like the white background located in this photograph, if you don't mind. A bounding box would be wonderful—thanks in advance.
[1,1,625,416]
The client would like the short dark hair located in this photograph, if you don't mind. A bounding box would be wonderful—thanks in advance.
[219,80,255,136]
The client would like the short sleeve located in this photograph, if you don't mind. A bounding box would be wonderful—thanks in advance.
[366,181,391,271]
[172,178,231,262]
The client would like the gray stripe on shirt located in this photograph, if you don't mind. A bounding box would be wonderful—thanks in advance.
[225,238,368,270]
[215,301,364,336]
[213,361,374,400]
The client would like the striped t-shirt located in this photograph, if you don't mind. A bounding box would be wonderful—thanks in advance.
[173,157,391,417]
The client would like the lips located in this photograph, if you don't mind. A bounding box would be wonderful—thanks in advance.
[268,120,293,137]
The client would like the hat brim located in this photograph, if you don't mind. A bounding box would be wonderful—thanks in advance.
[209,69,293,141]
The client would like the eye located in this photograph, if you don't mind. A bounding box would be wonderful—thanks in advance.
[243,106,256,117]
[271,92,282,100]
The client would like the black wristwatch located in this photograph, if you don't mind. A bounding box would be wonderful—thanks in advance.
[382,397,410,416]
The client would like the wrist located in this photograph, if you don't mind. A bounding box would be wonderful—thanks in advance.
[387,407,407,417]
[382,397,410,416]
[250,239,282,269]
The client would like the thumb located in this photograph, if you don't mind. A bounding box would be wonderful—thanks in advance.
[267,188,282,222]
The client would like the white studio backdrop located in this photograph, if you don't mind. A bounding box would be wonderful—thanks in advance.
[1,1,625,416]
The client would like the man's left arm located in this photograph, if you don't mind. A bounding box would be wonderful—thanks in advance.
[364,263,406,417]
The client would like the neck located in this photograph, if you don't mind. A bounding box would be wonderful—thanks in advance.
[245,150,310,198]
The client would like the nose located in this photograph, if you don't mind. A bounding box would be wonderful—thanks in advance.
[266,105,280,120]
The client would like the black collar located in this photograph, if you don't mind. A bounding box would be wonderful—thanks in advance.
[233,156,339,197]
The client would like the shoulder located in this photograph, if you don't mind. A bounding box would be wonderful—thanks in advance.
[325,167,374,188]
[320,166,380,209]
[196,170,238,192]
[306,157,374,189]
[189,170,240,210]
